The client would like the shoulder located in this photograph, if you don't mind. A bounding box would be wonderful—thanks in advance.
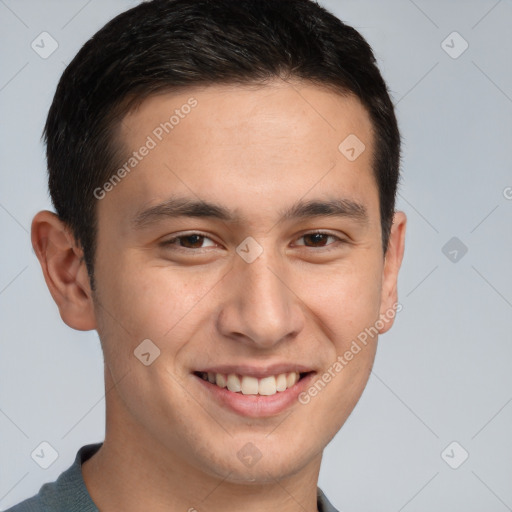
[4,443,102,512]
[317,487,340,512]
[5,492,48,512]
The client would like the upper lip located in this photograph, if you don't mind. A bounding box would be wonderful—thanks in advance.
[194,363,315,379]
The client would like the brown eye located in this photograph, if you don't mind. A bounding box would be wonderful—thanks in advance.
[302,233,330,247]
[296,232,341,248]
[162,233,217,250]
[177,234,205,248]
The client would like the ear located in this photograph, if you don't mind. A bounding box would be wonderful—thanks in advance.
[378,210,406,334]
[31,210,97,331]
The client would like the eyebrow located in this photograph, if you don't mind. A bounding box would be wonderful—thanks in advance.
[132,195,368,228]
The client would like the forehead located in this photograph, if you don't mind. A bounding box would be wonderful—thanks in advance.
[119,80,373,161]
[101,80,378,229]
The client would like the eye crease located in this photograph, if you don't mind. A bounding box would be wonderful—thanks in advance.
[162,233,216,249]
[296,232,343,247]
[160,231,346,251]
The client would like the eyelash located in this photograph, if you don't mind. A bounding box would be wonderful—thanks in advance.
[160,231,346,253]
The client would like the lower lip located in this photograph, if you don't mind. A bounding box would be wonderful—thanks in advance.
[193,373,316,418]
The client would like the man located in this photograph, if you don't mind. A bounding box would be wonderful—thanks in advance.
[8,0,406,510]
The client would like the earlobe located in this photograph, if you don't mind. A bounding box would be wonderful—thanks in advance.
[378,211,407,334]
[31,210,97,331]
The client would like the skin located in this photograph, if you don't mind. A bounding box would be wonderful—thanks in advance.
[32,79,406,512]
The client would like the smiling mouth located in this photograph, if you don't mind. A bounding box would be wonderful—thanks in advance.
[193,371,312,396]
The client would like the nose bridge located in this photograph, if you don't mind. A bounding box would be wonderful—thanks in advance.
[218,246,304,348]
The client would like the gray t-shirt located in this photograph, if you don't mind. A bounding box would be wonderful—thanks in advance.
[6,443,339,512]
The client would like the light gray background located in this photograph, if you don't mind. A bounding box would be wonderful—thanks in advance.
[1,0,511,510]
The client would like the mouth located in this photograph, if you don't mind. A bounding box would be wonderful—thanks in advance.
[193,370,313,396]
[192,368,316,418]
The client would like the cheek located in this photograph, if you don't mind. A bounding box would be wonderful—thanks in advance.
[92,237,230,388]
[300,254,383,341]
[301,256,382,423]
[94,256,227,361]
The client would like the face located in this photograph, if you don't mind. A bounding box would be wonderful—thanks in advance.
[88,80,404,483]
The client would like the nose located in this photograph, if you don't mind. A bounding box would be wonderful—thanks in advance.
[216,249,305,349]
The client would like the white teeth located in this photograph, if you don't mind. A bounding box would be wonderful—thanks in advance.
[258,376,277,395]
[286,372,298,388]
[276,373,287,392]
[241,375,259,395]
[227,373,241,392]
[202,371,303,396]
[215,373,227,388]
